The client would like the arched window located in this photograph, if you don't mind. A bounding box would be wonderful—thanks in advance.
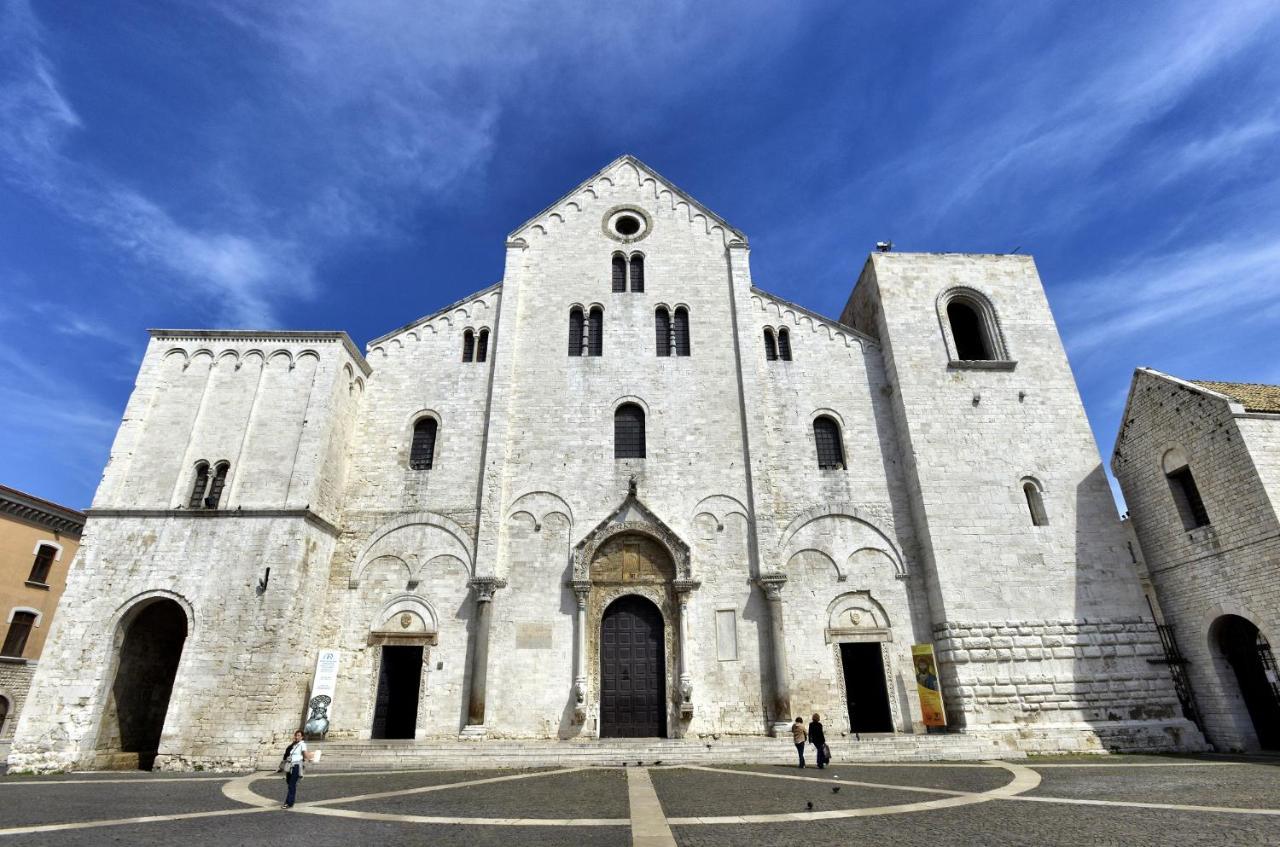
[1167,466,1209,529]
[947,301,989,360]
[615,403,646,459]
[813,416,845,470]
[476,328,489,363]
[764,328,777,361]
[778,327,792,361]
[673,307,690,356]
[612,254,627,293]
[206,462,229,509]
[587,307,603,357]
[568,307,584,357]
[410,418,438,470]
[1023,480,1049,526]
[1,611,36,658]
[630,254,645,293]
[188,461,210,509]
[28,544,56,585]
[462,329,475,363]
[655,307,671,357]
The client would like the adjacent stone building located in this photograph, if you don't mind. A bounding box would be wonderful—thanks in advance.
[10,157,1200,771]
[1113,368,1280,751]
[0,484,84,759]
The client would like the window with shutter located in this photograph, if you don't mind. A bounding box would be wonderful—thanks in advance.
[630,254,645,292]
[813,416,845,470]
[1,612,35,658]
[477,328,489,362]
[462,330,475,362]
[614,403,646,459]
[764,328,777,361]
[588,307,603,357]
[612,254,627,293]
[188,462,210,509]
[568,308,584,356]
[673,307,690,356]
[778,327,792,361]
[28,545,56,585]
[1023,481,1049,526]
[206,463,229,508]
[655,308,671,357]
[410,418,438,470]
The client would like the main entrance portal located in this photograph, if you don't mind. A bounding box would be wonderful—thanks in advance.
[371,645,422,739]
[1217,615,1280,750]
[840,642,893,733]
[600,595,665,738]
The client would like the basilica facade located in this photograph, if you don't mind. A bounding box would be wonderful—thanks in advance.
[10,157,1201,771]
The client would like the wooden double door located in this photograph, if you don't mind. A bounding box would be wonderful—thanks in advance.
[600,596,666,738]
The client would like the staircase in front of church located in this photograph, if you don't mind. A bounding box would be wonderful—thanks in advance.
[292,733,1019,772]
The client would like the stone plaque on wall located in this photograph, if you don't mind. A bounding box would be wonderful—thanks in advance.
[516,622,553,649]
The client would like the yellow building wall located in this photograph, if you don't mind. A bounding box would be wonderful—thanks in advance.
[0,514,79,661]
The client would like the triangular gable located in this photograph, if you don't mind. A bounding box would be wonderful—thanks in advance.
[571,481,693,582]
[1112,367,1242,461]
[509,154,748,243]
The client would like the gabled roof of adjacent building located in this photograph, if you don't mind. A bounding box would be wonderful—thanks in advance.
[0,483,85,537]
[1188,380,1280,414]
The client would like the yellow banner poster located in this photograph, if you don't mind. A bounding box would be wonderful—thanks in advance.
[911,643,947,727]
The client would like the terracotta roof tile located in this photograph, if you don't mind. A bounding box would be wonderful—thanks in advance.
[1191,380,1280,413]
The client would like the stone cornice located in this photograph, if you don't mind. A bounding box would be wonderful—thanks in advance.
[0,484,84,538]
[84,508,341,538]
[149,329,371,375]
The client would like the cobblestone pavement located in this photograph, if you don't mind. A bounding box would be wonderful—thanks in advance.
[0,755,1277,846]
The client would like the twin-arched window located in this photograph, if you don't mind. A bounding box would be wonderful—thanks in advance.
[462,329,490,363]
[655,307,691,357]
[764,327,792,361]
[614,403,646,458]
[568,307,604,357]
[612,253,644,293]
[188,461,229,509]
[813,416,845,470]
[410,418,438,470]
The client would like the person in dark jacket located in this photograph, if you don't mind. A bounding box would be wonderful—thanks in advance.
[809,713,828,769]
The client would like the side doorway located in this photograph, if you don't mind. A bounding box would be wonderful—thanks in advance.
[371,645,423,740]
[839,642,893,733]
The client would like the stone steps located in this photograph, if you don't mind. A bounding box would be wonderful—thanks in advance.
[295,733,1018,772]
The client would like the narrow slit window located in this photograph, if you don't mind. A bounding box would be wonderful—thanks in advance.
[764,328,777,361]
[614,403,646,459]
[568,308,584,357]
[813,416,845,470]
[1167,466,1210,529]
[28,545,56,585]
[206,463,229,509]
[1023,482,1049,527]
[1,612,35,658]
[778,327,792,361]
[462,329,475,363]
[655,307,671,357]
[630,254,645,292]
[587,307,603,357]
[947,301,991,360]
[612,254,627,293]
[673,307,690,356]
[410,418,438,470]
[476,329,489,363]
[188,461,210,509]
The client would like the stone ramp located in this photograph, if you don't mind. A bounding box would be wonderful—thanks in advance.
[295,734,1020,772]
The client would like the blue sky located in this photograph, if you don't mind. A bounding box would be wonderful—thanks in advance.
[3,1,1279,510]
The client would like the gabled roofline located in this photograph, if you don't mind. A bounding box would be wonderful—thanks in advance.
[149,329,370,375]
[366,281,503,348]
[508,154,748,243]
[1111,367,1244,460]
[750,285,879,347]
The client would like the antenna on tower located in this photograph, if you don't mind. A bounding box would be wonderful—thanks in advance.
[875,241,893,253]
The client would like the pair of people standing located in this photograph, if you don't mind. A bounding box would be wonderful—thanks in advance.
[791,714,829,768]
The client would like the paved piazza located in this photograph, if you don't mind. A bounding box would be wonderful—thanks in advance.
[0,756,1277,846]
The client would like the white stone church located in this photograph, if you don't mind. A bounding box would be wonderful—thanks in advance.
[10,156,1202,771]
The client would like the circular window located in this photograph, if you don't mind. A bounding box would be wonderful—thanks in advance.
[603,207,651,242]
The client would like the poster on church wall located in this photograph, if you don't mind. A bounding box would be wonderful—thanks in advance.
[303,649,340,739]
[911,643,947,727]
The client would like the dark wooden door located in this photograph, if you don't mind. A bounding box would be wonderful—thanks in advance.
[600,596,665,737]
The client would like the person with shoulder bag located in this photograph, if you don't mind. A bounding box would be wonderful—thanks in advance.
[280,730,310,808]
[808,713,829,769]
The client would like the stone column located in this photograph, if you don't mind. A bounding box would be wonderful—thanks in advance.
[758,572,792,736]
[674,579,700,719]
[570,579,591,721]
[462,576,505,736]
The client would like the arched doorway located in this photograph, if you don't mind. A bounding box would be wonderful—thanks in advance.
[1215,615,1280,750]
[101,598,188,769]
[600,595,666,738]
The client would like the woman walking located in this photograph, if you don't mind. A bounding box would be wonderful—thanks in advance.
[791,716,807,768]
[809,713,828,769]
[280,730,308,808]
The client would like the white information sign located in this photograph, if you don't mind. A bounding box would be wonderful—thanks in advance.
[303,649,340,738]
